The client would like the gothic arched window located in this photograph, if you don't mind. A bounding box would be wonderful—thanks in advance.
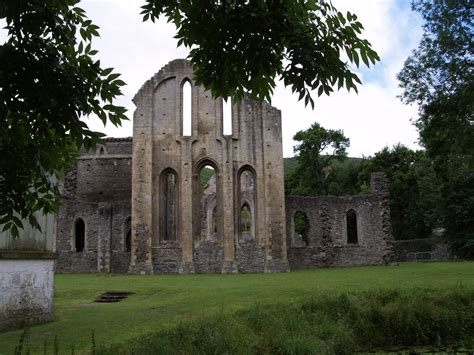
[182,80,192,136]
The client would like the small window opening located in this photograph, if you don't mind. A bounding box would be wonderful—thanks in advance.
[347,209,358,244]
[212,206,218,234]
[293,211,309,246]
[75,218,85,252]
[182,80,192,136]
[124,217,131,252]
[223,97,232,135]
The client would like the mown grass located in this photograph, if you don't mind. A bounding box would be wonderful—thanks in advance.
[0,261,473,354]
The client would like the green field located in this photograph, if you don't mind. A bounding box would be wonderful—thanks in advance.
[0,261,473,354]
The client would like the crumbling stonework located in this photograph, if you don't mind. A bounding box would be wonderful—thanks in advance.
[286,173,393,269]
[131,59,288,274]
[56,138,132,273]
[55,59,393,274]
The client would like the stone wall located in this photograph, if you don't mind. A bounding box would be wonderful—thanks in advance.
[55,61,394,274]
[56,138,132,273]
[56,146,394,273]
[286,172,393,269]
[131,59,289,274]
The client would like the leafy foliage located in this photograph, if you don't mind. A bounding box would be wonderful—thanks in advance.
[397,0,473,256]
[285,122,350,196]
[141,0,380,107]
[285,141,443,241]
[293,211,309,244]
[358,145,442,240]
[0,0,127,237]
[397,0,472,107]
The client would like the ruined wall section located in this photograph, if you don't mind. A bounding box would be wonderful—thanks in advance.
[56,138,132,273]
[286,172,393,269]
[232,99,288,272]
[132,59,289,274]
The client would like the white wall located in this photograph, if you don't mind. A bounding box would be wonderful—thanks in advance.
[0,259,55,331]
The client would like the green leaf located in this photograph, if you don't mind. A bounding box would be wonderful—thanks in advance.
[361,50,369,67]
[108,73,120,81]
[102,67,113,76]
[317,86,324,97]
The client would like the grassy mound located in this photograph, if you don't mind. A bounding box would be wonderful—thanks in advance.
[99,287,473,354]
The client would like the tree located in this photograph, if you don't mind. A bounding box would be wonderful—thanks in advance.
[358,145,442,240]
[141,0,380,108]
[285,122,350,196]
[324,158,362,195]
[397,0,473,256]
[0,0,127,237]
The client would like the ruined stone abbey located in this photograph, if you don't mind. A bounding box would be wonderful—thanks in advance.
[56,59,393,274]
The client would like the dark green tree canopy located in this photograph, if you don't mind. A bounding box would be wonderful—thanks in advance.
[0,0,127,237]
[397,0,473,107]
[141,0,380,107]
[358,145,442,240]
[285,122,350,196]
[397,0,473,256]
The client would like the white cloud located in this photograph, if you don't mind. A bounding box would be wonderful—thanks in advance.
[277,0,424,157]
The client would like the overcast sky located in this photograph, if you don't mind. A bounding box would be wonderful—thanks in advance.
[2,1,424,158]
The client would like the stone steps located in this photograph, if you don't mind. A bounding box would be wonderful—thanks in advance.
[94,291,134,303]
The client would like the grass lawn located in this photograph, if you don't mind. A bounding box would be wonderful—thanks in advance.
[0,261,472,353]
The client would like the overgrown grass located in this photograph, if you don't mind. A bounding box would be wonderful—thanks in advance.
[0,261,473,354]
[98,287,474,354]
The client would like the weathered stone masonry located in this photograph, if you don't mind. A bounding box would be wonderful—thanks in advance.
[131,59,288,274]
[55,59,393,274]
[286,173,393,269]
[56,138,132,273]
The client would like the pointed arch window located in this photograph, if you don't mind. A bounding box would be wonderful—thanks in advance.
[74,218,85,252]
[182,80,192,136]
[346,209,358,244]
[238,168,256,241]
[196,164,219,240]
